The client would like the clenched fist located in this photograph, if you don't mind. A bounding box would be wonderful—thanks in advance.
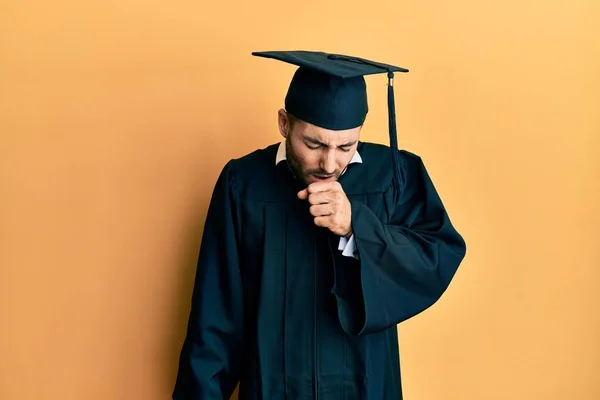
[297,181,352,237]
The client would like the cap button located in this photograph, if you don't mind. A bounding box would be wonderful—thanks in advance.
[327,54,338,60]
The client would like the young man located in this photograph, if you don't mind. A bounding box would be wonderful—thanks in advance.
[172,51,467,399]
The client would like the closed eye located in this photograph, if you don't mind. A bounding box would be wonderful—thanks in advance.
[304,139,356,151]
[306,144,351,152]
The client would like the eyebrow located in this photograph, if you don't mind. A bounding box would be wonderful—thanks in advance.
[305,137,357,148]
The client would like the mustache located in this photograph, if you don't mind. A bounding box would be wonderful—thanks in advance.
[306,169,338,178]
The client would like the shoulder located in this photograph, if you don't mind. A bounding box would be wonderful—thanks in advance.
[216,143,294,202]
[343,141,425,194]
[228,143,279,175]
[359,141,423,165]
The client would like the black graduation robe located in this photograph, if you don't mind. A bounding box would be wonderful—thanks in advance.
[172,141,466,399]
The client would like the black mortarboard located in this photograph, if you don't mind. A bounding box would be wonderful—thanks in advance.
[251,50,409,190]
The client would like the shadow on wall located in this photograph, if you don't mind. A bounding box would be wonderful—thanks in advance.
[160,100,271,400]
[161,162,243,400]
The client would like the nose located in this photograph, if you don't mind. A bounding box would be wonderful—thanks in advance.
[319,148,336,174]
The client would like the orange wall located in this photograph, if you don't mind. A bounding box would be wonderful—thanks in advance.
[1,1,599,399]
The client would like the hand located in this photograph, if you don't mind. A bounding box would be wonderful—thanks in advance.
[297,181,352,237]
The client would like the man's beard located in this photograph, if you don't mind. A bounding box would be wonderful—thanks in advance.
[285,139,340,186]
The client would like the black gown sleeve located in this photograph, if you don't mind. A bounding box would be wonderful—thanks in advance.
[172,161,244,399]
[331,152,467,336]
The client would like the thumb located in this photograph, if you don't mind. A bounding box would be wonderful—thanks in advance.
[297,188,308,200]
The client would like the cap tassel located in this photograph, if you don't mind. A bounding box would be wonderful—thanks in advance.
[387,71,401,199]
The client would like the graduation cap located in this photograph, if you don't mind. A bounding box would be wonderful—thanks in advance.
[252,50,409,190]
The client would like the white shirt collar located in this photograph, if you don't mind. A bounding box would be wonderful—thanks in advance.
[275,140,362,166]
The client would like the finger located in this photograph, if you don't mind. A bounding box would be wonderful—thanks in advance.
[310,190,347,206]
[313,216,331,229]
[307,181,341,194]
[310,204,333,217]
[307,192,335,205]
[297,188,309,199]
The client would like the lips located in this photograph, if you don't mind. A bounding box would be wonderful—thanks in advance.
[313,174,334,181]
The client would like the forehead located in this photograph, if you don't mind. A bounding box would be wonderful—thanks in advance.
[293,119,360,145]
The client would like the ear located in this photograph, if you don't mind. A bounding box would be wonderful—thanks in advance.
[277,108,289,139]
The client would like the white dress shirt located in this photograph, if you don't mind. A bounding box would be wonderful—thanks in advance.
[275,140,361,260]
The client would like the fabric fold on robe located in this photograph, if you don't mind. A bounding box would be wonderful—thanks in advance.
[173,160,245,400]
[331,152,466,336]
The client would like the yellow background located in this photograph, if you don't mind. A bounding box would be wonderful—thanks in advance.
[1,0,599,399]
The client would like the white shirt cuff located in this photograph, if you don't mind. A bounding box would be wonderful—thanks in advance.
[338,234,359,259]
